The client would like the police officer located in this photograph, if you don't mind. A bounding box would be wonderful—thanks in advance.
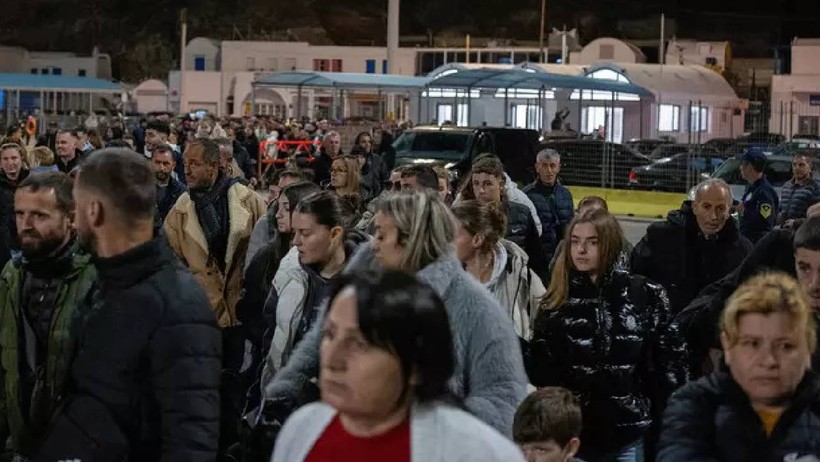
[738,149,779,243]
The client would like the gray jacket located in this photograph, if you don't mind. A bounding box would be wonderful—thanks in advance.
[260,245,529,437]
[272,401,525,462]
[245,210,277,274]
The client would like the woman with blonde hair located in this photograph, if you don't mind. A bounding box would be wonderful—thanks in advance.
[452,200,545,341]
[260,191,528,439]
[660,272,820,461]
[29,146,58,173]
[328,156,362,196]
[527,208,688,461]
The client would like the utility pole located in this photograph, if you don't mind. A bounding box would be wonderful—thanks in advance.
[179,8,187,114]
[387,0,400,74]
[659,13,666,65]
[539,0,547,63]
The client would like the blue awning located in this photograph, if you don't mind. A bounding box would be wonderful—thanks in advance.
[427,68,650,95]
[254,71,429,90]
[0,73,121,93]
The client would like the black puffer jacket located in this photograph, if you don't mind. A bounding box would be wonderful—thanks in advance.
[659,370,820,461]
[631,202,753,315]
[527,269,688,458]
[505,201,549,282]
[36,237,221,461]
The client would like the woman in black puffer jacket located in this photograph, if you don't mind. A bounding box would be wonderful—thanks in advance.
[526,208,688,461]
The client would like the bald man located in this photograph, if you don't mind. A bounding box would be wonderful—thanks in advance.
[631,179,754,316]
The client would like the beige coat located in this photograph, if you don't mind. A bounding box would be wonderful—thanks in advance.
[164,183,266,327]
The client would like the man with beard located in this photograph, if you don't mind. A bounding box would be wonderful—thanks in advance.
[0,171,96,459]
[152,144,186,222]
[36,149,220,461]
[163,138,266,454]
[144,119,185,184]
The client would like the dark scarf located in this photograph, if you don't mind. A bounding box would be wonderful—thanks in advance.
[189,173,237,270]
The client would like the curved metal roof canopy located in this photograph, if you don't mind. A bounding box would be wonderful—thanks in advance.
[427,67,650,95]
[254,71,429,90]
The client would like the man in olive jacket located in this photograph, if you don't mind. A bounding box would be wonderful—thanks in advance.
[0,172,96,458]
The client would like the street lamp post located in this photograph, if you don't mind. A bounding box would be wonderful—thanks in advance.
[539,0,546,63]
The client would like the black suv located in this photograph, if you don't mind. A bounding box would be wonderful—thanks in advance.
[392,126,541,185]
[542,140,652,189]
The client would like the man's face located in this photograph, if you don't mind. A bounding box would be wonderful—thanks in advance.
[793,156,812,182]
[536,157,561,185]
[152,150,175,184]
[0,148,23,181]
[55,133,77,160]
[218,145,233,172]
[471,172,503,204]
[400,175,423,192]
[15,187,72,259]
[795,247,820,311]
[72,181,96,255]
[722,312,810,407]
[145,128,167,150]
[183,146,217,190]
[76,131,89,148]
[692,185,732,236]
[325,136,341,157]
[740,162,758,184]
[519,439,578,462]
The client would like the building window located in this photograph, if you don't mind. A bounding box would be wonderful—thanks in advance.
[78,69,86,77]
[365,59,376,74]
[582,106,624,143]
[194,56,206,71]
[690,106,710,133]
[658,104,680,132]
[510,104,544,130]
[599,44,615,60]
[798,116,819,136]
[52,68,62,75]
[382,60,388,74]
[436,103,469,126]
[31,68,37,74]
[331,59,342,72]
[246,57,256,71]
[268,58,278,71]
[41,68,49,75]
[313,59,329,72]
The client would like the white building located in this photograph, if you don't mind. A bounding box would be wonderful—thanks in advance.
[570,37,648,65]
[664,39,731,70]
[0,45,112,79]
[152,37,571,117]
[770,38,820,137]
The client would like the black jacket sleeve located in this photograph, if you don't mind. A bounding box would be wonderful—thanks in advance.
[657,381,721,462]
[524,214,550,283]
[150,306,222,461]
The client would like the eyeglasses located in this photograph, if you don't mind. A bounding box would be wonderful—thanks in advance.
[384,181,402,191]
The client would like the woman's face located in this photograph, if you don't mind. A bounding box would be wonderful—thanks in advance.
[320,287,406,419]
[471,172,502,204]
[275,194,293,233]
[330,159,349,188]
[372,212,405,270]
[454,223,478,263]
[291,211,340,266]
[569,222,600,274]
[359,135,373,153]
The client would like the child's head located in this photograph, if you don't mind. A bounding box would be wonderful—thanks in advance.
[513,387,582,462]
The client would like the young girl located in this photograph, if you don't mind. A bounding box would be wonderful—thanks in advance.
[527,208,687,462]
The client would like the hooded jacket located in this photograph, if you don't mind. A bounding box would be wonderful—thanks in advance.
[163,181,267,327]
[504,173,542,236]
[527,269,688,458]
[659,370,820,461]
[484,240,546,340]
[631,201,753,315]
[261,231,370,384]
[260,246,529,437]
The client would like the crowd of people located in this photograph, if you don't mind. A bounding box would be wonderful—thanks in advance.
[0,113,818,462]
